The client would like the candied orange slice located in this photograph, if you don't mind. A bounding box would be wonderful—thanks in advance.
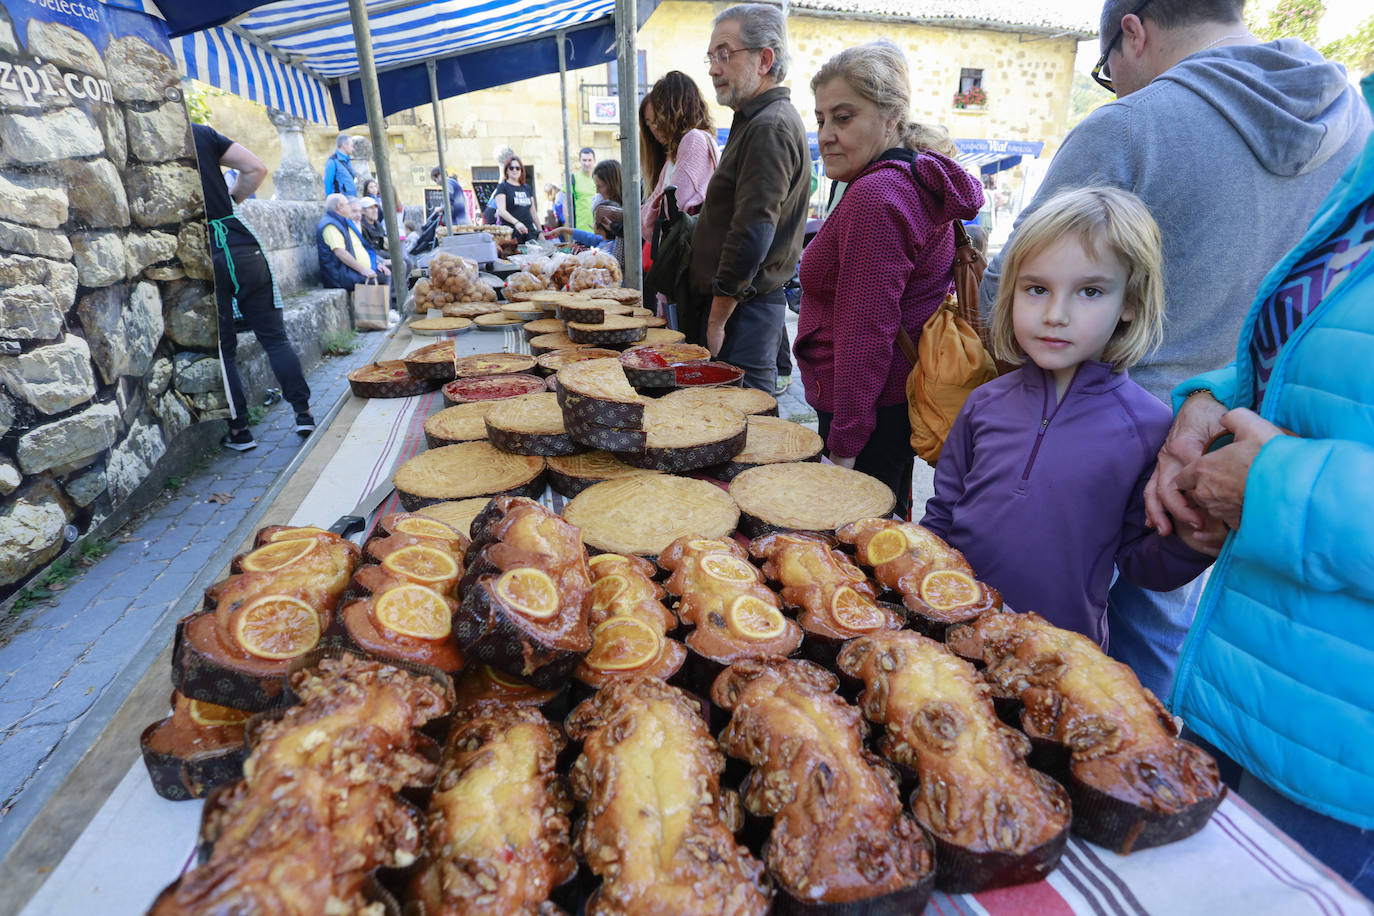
[263,526,330,542]
[494,567,560,620]
[688,537,733,553]
[393,515,461,540]
[587,553,630,573]
[381,543,460,586]
[375,584,452,639]
[188,698,253,728]
[585,616,663,671]
[240,538,316,573]
[727,594,786,640]
[233,595,321,659]
[591,574,628,610]
[865,527,911,565]
[485,664,534,689]
[701,553,758,584]
[920,569,980,610]
[830,586,884,633]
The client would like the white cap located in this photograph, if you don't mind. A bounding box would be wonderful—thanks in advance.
[360,196,379,209]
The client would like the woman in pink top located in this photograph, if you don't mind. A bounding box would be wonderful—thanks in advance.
[796,43,983,517]
[639,71,718,236]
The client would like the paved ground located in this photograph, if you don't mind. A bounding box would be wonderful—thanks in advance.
[0,335,383,823]
[0,306,934,839]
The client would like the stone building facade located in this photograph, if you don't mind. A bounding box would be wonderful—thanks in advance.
[203,0,1091,216]
[0,10,221,593]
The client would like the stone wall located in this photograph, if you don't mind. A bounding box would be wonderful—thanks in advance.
[0,12,221,593]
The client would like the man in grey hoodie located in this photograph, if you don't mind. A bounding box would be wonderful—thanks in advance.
[977,0,1371,699]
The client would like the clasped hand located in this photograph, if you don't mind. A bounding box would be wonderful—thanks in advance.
[1144,393,1284,556]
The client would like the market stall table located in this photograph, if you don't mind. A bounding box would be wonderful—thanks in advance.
[8,322,1369,916]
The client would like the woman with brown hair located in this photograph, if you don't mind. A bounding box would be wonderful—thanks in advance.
[639,70,718,237]
[492,155,538,243]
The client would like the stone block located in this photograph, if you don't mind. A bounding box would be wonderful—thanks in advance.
[105,36,178,104]
[25,19,103,76]
[0,107,104,165]
[63,460,106,508]
[0,335,96,415]
[153,388,193,439]
[106,419,166,503]
[162,281,218,348]
[0,219,72,260]
[125,231,178,278]
[62,157,129,230]
[71,230,125,288]
[177,223,213,281]
[145,357,172,397]
[0,8,16,56]
[125,164,202,228]
[0,457,19,496]
[145,265,184,281]
[0,172,67,229]
[1,285,62,340]
[97,100,127,170]
[16,401,120,475]
[173,352,222,394]
[76,281,162,383]
[0,479,71,586]
[189,389,229,411]
[126,282,164,379]
[0,253,77,311]
[0,392,12,437]
[126,102,192,163]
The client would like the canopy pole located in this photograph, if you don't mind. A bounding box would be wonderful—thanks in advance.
[557,30,573,230]
[615,0,641,290]
[347,0,407,310]
[427,60,456,232]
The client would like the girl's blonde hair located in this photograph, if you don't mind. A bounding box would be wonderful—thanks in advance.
[989,186,1165,371]
[811,43,957,157]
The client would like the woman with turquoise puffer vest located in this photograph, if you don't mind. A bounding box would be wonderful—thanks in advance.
[1145,72,1374,896]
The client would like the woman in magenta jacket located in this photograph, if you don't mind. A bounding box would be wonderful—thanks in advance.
[796,43,983,515]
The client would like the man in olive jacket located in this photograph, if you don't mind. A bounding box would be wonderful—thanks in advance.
[689,3,809,393]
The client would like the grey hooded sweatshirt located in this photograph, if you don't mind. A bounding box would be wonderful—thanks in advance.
[980,39,1371,402]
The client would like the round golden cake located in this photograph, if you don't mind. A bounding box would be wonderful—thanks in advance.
[529,332,587,353]
[535,347,619,375]
[416,498,492,538]
[545,450,659,497]
[473,312,525,328]
[410,316,473,335]
[453,352,537,378]
[441,302,501,318]
[642,400,745,449]
[522,318,566,338]
[728,463,895,537]
[732,416,824,464]
[423,402,493,446]
[392,441,544,509]
[640,327,688,346]
[563,475,738,557]
[657,386,778,417]
[484,392,565,435]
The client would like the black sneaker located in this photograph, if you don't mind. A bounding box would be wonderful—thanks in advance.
[294,412,316,436]
[221,428,257,451]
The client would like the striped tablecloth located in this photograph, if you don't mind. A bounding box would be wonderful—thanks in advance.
[21,327,1369,916]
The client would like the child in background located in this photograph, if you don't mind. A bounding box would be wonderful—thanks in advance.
[921,187,1210,648]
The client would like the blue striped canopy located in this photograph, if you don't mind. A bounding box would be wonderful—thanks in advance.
[149,0,657,126]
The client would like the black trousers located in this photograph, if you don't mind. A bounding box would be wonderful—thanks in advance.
[212,237,311,426]
[718,288,786,393]
[817,401,915,520]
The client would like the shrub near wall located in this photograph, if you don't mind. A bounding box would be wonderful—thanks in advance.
[0,5,222,595]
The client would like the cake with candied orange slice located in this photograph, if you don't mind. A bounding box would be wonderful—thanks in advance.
[834,519,999,638]
[392,441,545,510]
[351,535,465,597]
[483,391,586,457]
[711,658,936,915]
[371,512,469,552]
[749,531,903,665]
[452,663,568,717]
[836,631,1071,892]
[574,553,684,690]
[585,552,675,631]
[708,416,824,481]
[946,612,1225,854]
[338,583,465,674]
[423,401,494,447]
[140,691,252,800]
[406,706,576,916]
[455,498,592,688]
[565,678,771,916]
[562,475,739,559]
[402,340,458,381]
[658,535,751,597]
[349,360,439,399]
[729,463,896,539]
[176,532,360,710]
[544,449,659,497]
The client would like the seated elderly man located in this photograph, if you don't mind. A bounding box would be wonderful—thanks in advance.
[316,193,388,289]
[359,195,386,253]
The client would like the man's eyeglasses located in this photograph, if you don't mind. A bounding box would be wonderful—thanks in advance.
[704,46,762,67]
[1092,0,1152,92]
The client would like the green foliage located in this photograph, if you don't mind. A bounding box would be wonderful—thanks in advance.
[1068,72,1114,130]
[1251,0,1325,44]
[1323,15,1374,78]
[185,84,214,125]
[322,328,362,356]
[247,405,268,425]
[164,475,184,491]
[80,538,110,561]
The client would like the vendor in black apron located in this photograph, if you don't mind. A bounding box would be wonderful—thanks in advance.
[192,124,314,450]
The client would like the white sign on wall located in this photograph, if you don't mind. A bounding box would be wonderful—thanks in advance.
[588,95,619,124]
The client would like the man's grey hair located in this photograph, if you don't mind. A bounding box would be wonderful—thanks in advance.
[325,192,349,213]
[714,3,789,83]
[335,132,352,149]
